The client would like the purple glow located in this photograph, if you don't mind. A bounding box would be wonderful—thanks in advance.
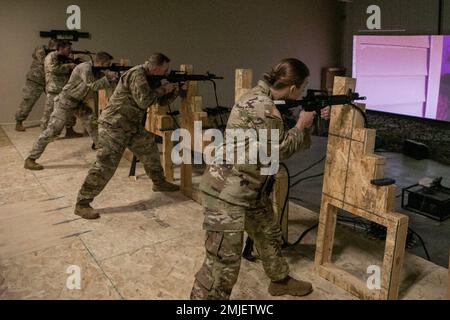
[441,36,450,74]
[353,35,450,122]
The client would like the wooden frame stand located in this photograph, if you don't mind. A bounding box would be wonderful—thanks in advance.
[314,76,409,300]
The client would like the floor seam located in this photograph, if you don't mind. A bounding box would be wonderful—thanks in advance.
[97,231,201,263]
[79,237,125,300]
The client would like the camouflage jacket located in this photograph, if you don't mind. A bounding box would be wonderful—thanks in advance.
[25,45,47,84]
[200,80,312,208]
[44,51,72,94]
[60,62,112,103]
[99,65,178,131]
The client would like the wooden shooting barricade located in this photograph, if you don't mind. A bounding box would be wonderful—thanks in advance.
[145,64,210,185]
[177,64,209,200]
[313,76,409,300]
[234,69,289,241]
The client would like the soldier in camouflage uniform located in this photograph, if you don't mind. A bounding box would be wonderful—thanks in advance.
[15,40,56,131]
[24,52,117,171]
[74,53,180,220]
[190,58,331,300]
[41,40,81,137]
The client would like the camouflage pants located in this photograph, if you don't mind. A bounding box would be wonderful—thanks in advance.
[15,79,45,123]
[29,96,98,160]
[190,195,289,300]
[76,123,166,205]
[41,93,76,130]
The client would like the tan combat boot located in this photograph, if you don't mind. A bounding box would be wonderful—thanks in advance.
[268,276,313,297]
[65,127,83,138]
[24,158,44,170]
[15,122,26,132]
[152,180,180,192]
[74,203,100,220]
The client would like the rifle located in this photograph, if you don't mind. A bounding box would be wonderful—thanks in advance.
[91,64,133,77]
[40,30,91,41]
[273,89,366,113]
[45,48,96,56]
[146,70,223,89]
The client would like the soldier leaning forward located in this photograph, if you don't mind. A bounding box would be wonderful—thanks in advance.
[15,40,56,131]
[41,40,80,137]
[24,52,117,171]
[74,53,181,220]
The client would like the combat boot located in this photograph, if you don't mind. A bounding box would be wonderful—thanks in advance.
[15,121,26,132]
[74,203,100,220]
[24,158,44,170]
[65,127,83,138]
[152,180,180,192]
[268,276,313,297]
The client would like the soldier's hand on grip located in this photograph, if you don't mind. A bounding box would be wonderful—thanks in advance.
[296,110,316,130]
[320,106,331,120]
[162,82,176,94]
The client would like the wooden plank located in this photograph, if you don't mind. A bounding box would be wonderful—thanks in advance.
[162,131,174,182]
[235,69,253,102]
[179,64,196,198]
[317,264,380,300]
[314,195,338,266]
[381,215,409,300]
[98,90,108,113]
[122,148,134,162]
[329,77,357,138]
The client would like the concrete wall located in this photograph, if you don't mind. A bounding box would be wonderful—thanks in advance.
[0,0,342,124]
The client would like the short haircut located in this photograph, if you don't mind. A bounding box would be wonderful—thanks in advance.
[147,53,170,67]
[95,51,114,63]
[55,39,72,50]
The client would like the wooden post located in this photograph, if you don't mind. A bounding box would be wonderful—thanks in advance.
[168,64,210,199]
[235,69,253,102]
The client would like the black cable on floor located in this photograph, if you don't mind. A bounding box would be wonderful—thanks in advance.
[290,155,326,179]
[408,227,431,261]
[290,172,324,188]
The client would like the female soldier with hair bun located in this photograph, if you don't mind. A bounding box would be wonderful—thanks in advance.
[191,58,331,300]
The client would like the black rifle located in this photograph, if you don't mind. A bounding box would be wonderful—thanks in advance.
[57,55,86,65]
[40,30,91,41]
[146,70,223,89]
[45,48,95,56]
[273,89,366,114]
[92,64,133,74]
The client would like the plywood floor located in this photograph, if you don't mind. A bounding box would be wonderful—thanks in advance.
[0,124,447,300]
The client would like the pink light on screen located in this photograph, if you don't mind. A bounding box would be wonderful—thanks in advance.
[353,35,450,122]
[437,36,450,121]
